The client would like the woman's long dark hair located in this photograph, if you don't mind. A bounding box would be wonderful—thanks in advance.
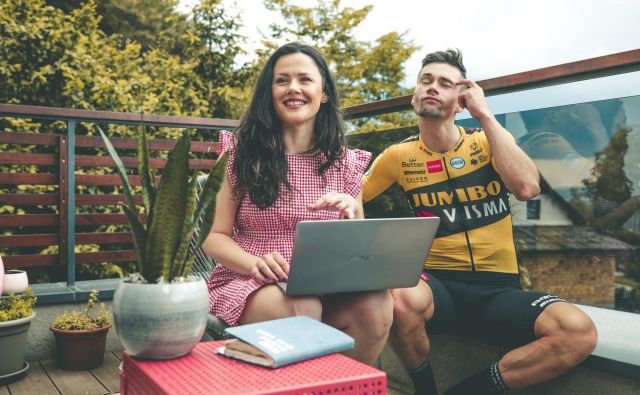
[232,42,346,209]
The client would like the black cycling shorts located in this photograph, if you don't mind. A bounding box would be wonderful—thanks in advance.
[422,271,565,347]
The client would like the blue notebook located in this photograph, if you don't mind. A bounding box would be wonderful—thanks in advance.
[217,316,355,368]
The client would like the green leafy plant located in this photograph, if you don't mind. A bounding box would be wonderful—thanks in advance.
[52,289,111,331]
[0,288,36,322]
[97,125,227,283]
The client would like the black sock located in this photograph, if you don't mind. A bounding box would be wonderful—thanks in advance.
[443,362,508,395]
[406,357,438,395]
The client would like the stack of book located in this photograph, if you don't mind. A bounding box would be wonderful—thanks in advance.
[217,316,355,368]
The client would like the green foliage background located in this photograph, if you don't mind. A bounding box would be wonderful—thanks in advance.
[0,0,418,282]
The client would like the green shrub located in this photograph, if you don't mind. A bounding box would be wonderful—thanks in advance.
[52,289,111,330]
[0,288,36,322]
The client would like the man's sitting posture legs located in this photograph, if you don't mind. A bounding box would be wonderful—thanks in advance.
[389,277,597,394]
[389,281,439,394]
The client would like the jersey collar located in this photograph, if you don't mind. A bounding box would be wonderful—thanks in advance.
[418,125,465,156]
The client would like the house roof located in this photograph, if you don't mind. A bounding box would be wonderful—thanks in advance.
[537,176,587,225]
[514,225,634,254]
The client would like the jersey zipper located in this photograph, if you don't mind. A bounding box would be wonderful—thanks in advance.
[441,153,476,272]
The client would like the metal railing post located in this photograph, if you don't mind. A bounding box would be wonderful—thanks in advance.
[66,120,76,286]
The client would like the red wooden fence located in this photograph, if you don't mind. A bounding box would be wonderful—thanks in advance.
[0,130,218,269]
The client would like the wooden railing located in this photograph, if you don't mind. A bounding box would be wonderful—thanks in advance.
[0,132,215,266]
[1,48,639,296]
[0,106,238,290]
[343,48,640,118]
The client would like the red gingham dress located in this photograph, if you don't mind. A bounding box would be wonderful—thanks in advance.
[208,130,372,326]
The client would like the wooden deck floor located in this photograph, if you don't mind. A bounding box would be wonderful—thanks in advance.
[0,352,121,395]
[1,351,407,395]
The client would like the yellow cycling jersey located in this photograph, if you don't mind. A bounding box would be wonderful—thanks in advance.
[364,126,519,281]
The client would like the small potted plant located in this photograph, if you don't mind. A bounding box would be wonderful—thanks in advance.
[50,289,112,370]
[97,126,227,359]
[0,288,36,384]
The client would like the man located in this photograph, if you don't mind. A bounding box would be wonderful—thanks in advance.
[363,49,597,394]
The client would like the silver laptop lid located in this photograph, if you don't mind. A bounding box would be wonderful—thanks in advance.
[282,217,440,295]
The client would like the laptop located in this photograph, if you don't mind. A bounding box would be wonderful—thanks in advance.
[277,217,440,295]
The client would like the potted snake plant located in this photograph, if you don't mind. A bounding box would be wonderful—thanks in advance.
[98,126,226,359]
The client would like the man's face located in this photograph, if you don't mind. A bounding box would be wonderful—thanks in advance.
[412,63,464,120]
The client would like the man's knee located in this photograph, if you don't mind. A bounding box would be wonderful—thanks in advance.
[557,307,597,364]
[391,282,434,320]
[350,291,394,338]
[539,303,597,368]
[390,284,434,337]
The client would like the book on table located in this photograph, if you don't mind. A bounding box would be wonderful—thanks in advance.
[217,316,355,368]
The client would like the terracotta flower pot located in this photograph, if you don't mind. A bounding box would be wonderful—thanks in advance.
[50,324,112,370]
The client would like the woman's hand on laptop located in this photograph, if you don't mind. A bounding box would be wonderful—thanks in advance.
[307,192,359,219]
[250,251,289,282]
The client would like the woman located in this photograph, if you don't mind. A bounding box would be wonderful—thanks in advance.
[202,42,393,365]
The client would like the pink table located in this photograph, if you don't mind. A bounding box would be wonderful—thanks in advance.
[120,340,387,394]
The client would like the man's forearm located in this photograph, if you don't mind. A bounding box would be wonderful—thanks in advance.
[479,114,540,201]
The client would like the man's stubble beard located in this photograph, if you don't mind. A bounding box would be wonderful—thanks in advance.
[416,105,442,119]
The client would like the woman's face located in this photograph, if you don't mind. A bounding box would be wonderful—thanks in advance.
[272,53,325,132]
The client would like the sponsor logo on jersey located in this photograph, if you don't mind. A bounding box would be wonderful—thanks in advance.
[411,180,503,207]
[470,147,484,156]
[406,176,429,183]
[412,189,510,236]
[450,157,465,169]
[478,154,488,163]
[452,138,465,152]
[404,170,426,175]
[402,160,425,168]
[470,142,479,150]
[427,160,443,173]
[470,158,478,166]
[407,165,511,237]
[439,197,509,224]
[419,145,433,156]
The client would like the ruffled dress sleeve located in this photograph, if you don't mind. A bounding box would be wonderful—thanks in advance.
[216,130,238,189]
[342,148,372,197]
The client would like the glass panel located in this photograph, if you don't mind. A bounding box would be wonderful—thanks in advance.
[351,94,640,313]
[461,71,640,118]
[526,200,541,220]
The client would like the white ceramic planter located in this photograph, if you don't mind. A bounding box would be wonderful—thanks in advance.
[2,270,28,295]
[113,277,209,360]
